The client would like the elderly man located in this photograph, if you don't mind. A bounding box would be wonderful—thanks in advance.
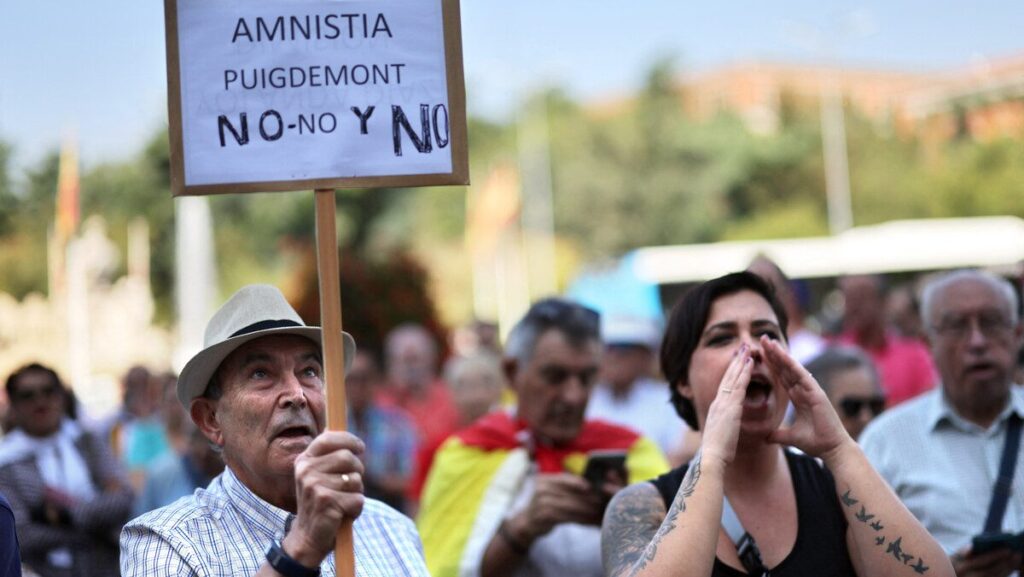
[861,270,1024,577]
[0,363,133,577]
[838,274,937,407]
[379,323,459,451]
[416,298,668,577]
[121,284,429,577]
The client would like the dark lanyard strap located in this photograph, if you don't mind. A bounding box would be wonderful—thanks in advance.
[984,413,1023,534]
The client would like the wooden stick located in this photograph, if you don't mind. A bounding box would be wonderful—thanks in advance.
[314,188,355,577]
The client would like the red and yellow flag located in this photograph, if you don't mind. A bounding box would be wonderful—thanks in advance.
[55,138,80,241]
[464,164,521,258]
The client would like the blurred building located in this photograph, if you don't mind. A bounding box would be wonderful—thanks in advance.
[681,60,932,135]
[598,54,1024,142]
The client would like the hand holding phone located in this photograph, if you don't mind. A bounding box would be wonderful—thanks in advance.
[971,532,1024,555]
[582,450,627,493]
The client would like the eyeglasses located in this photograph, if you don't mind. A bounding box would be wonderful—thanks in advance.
[932,311,1014,341]
[12,384,62,404]
[838,396,885,418]
[526,299,600,334]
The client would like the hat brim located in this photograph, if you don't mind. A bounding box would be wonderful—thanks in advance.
[177,326,356,408]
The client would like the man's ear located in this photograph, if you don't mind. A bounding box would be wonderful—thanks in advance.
[190,398,224,449]
[502,358,519,393]
[1012,320,1024,353]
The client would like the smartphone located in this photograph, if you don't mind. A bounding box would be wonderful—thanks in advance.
[582,450,627,492]
[972,532,1023,554]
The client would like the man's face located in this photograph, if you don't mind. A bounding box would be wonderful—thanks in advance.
[195,335,325,488]
[929,278,1022,416]
[451,363,503,425]
[599,344,652,392]
[511,329,601,446]
[345,352,378,412]
[841,275,884,334]
[387,334,436,393]
[10,369,65,438]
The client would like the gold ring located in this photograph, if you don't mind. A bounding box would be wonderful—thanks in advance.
[342,473,351,485]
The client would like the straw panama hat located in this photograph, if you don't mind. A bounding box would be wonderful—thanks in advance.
[177,284,356,407]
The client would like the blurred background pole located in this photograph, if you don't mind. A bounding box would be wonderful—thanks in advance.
[787,11,874,235]
[174,195,216,372]
[518,94,558,297]
[821,77,854,234]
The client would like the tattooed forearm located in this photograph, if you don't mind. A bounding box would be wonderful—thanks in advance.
[840,487,930,574]
[637,456,703,571]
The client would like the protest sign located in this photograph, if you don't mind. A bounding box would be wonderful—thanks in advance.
[165,0,468,196]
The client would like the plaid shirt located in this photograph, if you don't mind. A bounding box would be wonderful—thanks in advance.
[349,406,418,480]
[120,467,429,577]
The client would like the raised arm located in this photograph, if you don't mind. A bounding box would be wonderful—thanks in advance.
[601,345,755,577]
[760,336,955,577]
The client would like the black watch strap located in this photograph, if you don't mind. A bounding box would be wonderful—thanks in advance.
[265,539,321,577]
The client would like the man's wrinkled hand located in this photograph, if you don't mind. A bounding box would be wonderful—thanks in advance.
[282,431,366,568]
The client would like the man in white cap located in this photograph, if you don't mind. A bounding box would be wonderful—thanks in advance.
[585,314,693,465]
[121,285,430,577]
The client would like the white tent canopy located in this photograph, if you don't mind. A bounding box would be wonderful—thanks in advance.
[631,216,1024,283]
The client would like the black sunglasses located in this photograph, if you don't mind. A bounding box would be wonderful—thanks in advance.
[12,384,62,404]
[839,396,885,418]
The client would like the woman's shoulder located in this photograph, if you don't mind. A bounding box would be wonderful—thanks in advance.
[602,481,668,577]
[604,483,666,543]
[611,479,665,513]
[648,462,691,509]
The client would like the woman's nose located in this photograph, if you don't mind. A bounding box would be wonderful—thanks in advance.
[744,335,765,361]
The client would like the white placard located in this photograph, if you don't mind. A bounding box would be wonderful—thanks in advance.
[166,0,467,195]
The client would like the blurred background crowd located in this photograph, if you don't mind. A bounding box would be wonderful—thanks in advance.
[1,253,1022,575]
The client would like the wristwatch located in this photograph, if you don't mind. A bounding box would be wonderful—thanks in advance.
[265,539,321,577]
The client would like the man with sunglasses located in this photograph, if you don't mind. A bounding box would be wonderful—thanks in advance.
[417,298,668,577]
[806,346,886,440]
[0,363,134,577]
[861,270,1024,577]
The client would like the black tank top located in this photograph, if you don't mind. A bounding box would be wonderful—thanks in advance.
[649,450,856,577]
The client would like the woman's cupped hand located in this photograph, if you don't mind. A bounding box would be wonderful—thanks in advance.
[760,335,854,461]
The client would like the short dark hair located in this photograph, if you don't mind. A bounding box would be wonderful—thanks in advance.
[661,272,789,429]
[6,362,63,400]
[805,346,881,398]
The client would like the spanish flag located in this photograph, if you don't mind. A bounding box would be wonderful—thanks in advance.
[417,411,668,577]
[464,164,521,258]
[55,137,80,241]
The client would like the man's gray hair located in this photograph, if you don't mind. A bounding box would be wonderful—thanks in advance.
[920,269,1020,336]
[504,298,601,366]
[805,346,881,397]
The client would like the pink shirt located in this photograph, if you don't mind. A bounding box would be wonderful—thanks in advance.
[837,332,938,407]
[375,379,460,448]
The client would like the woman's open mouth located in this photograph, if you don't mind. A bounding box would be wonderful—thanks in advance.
[743,375,773,410]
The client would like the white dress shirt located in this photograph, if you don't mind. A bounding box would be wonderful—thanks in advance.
[860,385,1024,555]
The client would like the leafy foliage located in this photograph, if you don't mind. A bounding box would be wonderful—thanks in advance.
[1,58,1024,327]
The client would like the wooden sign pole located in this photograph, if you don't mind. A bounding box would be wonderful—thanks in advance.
[314,188,355,577]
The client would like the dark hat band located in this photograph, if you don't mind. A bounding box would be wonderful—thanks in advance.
[229,319,304,338]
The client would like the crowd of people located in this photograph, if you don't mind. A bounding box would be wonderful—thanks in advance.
[0,261,1020,577]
